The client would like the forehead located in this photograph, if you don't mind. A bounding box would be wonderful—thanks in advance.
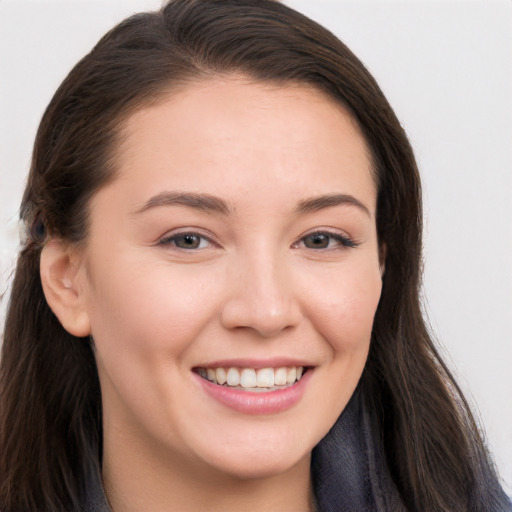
[109,76,376,215]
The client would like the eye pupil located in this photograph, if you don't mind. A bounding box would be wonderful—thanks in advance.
[305,233,329,249]
[177,234,200,248]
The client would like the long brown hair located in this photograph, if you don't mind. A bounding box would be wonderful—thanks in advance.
[0,1,507,510]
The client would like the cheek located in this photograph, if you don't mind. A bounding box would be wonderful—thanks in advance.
[302,260,382,353]
[85,256,223,361]
[83,256,227,432]
[296,258,382,429]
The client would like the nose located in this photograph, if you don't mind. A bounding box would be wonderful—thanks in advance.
[220,252,303,338]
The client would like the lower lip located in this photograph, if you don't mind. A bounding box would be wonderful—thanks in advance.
[195,370,313,415]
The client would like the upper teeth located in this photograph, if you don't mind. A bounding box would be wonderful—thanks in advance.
[197,366,304,389]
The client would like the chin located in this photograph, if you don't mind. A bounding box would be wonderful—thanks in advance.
[210,453,308,481]
[195,430,313,481]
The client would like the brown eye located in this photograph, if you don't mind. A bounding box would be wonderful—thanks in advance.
[303,233,330,249]
[174,234,201,249]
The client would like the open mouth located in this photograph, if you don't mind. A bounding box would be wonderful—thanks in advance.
[193,366,310,392]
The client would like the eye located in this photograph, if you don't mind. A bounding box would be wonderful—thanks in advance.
[159,232,211,250]
[297,231,356,250]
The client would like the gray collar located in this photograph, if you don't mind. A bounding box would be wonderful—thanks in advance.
[311,390,405,512]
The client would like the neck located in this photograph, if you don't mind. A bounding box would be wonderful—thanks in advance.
[102,425,315,512]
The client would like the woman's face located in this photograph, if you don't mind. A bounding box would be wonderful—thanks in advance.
[79,76,382,479]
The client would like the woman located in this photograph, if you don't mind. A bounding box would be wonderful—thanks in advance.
[1,0,510,510]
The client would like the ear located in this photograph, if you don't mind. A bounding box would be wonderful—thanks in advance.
[40,239,91,337]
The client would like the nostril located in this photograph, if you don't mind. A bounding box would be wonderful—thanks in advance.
[219,261,303,336]
[220,298,302,337]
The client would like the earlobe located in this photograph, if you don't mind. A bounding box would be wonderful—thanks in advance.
[40,239,91,337]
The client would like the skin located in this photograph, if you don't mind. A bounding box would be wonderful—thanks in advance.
[42,76,383,511]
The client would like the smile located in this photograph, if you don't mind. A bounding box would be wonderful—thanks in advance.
[193,364,313,414]
[195,366,306,391]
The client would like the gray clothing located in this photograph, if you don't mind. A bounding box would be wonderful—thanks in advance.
[80,391,512,512]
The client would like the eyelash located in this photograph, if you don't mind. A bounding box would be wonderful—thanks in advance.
[158,230,357,251]
[158,231,214,250]
[293,230,357,250]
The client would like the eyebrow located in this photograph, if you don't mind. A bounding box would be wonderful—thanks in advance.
[134,191,370,217]
[134,192,231,215]
[295,193,371,217]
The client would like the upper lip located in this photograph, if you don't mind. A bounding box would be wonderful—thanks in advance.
[193,358,315,370]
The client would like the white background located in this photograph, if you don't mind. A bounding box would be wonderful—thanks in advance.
[1,0,511,496]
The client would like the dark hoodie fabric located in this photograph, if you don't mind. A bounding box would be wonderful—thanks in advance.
[80,392,512,512]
